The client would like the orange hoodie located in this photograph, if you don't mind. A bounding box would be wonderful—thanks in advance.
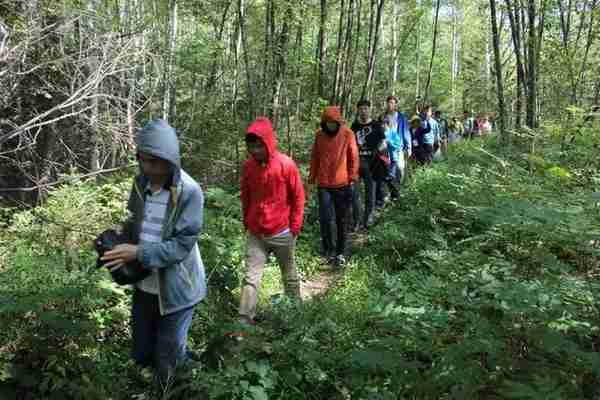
[309,106,359,188]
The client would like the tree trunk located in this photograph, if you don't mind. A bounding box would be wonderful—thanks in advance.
[485,16,492,106]
[232,0,243,180]
[594,77,600,105]
[317,0,328,99]
[86,2,101,173]
[490,0,507,140]
[205,2,232,91]
[271,5,291,129]
[423,0,441,101]
[559,0,596,105]
[505,0,525,127]
[239,0,256,119]
[337,0,355,108]
[578,0,597,102]
[293,16,304,157]
[162,0,177,122]
[525,0,537,128]
[332,0,346,104]
[389,0,400,94]
[360,0,385,101]
[342,0,361,112]
[415,0,422,103]
[451,1,460,114]
[535,0,547,120]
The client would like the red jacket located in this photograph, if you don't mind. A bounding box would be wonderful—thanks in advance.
[309,106,359,188]
[241,117,305,237]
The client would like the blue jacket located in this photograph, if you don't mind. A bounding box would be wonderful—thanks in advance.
[430,118,441,144]
[419,113,436,145]
[123,119,207,315]
[384,112,412,154]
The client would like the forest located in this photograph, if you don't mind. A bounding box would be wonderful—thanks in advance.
[1,0,600,399]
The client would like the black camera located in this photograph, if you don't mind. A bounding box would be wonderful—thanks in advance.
[94,229,150,285]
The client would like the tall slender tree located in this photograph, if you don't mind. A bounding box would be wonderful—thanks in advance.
[361,0,385,100]
[423,0,441,101]
[317,0,328,99]
[490,0,507,139]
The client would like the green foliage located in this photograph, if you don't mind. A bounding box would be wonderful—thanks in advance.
[1,127,600,399]
[5,177,130,269]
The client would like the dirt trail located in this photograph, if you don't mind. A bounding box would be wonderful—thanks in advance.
[301,269,342,299]
[299,232,368,300]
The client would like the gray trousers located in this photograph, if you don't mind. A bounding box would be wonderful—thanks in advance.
[239,232,300,320]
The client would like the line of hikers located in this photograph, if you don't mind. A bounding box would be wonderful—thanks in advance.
[98,99,493,386]
[309,97,494,268]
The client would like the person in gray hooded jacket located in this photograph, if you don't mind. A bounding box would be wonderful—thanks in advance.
[101,119,207,383]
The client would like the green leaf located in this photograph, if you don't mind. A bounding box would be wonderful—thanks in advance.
[248,385,268,400]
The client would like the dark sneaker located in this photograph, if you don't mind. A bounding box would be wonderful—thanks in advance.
[362,215,375,230]
[325,255,336,265]
[334,254,346,267]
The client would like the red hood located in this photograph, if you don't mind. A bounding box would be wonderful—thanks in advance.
[321,106,344,124]
[246,117,277,160]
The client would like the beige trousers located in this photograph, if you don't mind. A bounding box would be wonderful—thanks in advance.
[238,232,300,320]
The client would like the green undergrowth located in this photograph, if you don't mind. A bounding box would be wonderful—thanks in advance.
[1,121,600,399]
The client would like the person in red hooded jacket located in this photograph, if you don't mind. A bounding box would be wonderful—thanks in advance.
[238,117,305,325]
[309,106,359,267]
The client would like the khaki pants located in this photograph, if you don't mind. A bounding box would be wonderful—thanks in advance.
[238,232,300,320]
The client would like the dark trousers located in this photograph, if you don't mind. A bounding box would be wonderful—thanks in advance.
[358,157,384,224]
[416,144,434,165]
[376,176,399,204]
[318,186,352,256]
[351,183,361,230]
[131,289,194,382]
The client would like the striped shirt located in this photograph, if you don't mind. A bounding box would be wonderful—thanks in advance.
[136,187,170,294]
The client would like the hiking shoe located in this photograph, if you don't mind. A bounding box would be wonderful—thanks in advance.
[334,254,346,267]
[362,215,375,230]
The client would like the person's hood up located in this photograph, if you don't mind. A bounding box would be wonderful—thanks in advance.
[320,106,344,124]
[136,118,181,185]
[246,117,277,161]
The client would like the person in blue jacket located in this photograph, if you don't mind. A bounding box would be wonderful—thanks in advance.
[101,119,207,386]
[381,95,412,185]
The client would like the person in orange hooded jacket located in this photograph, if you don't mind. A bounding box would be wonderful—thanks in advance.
[239,117,305,324]
[308,106,359,266]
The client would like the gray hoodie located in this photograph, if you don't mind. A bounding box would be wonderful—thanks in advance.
[123,119,207,315]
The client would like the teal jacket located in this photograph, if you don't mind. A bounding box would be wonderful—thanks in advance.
[123,119,207,315]
[383,112,412,154]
